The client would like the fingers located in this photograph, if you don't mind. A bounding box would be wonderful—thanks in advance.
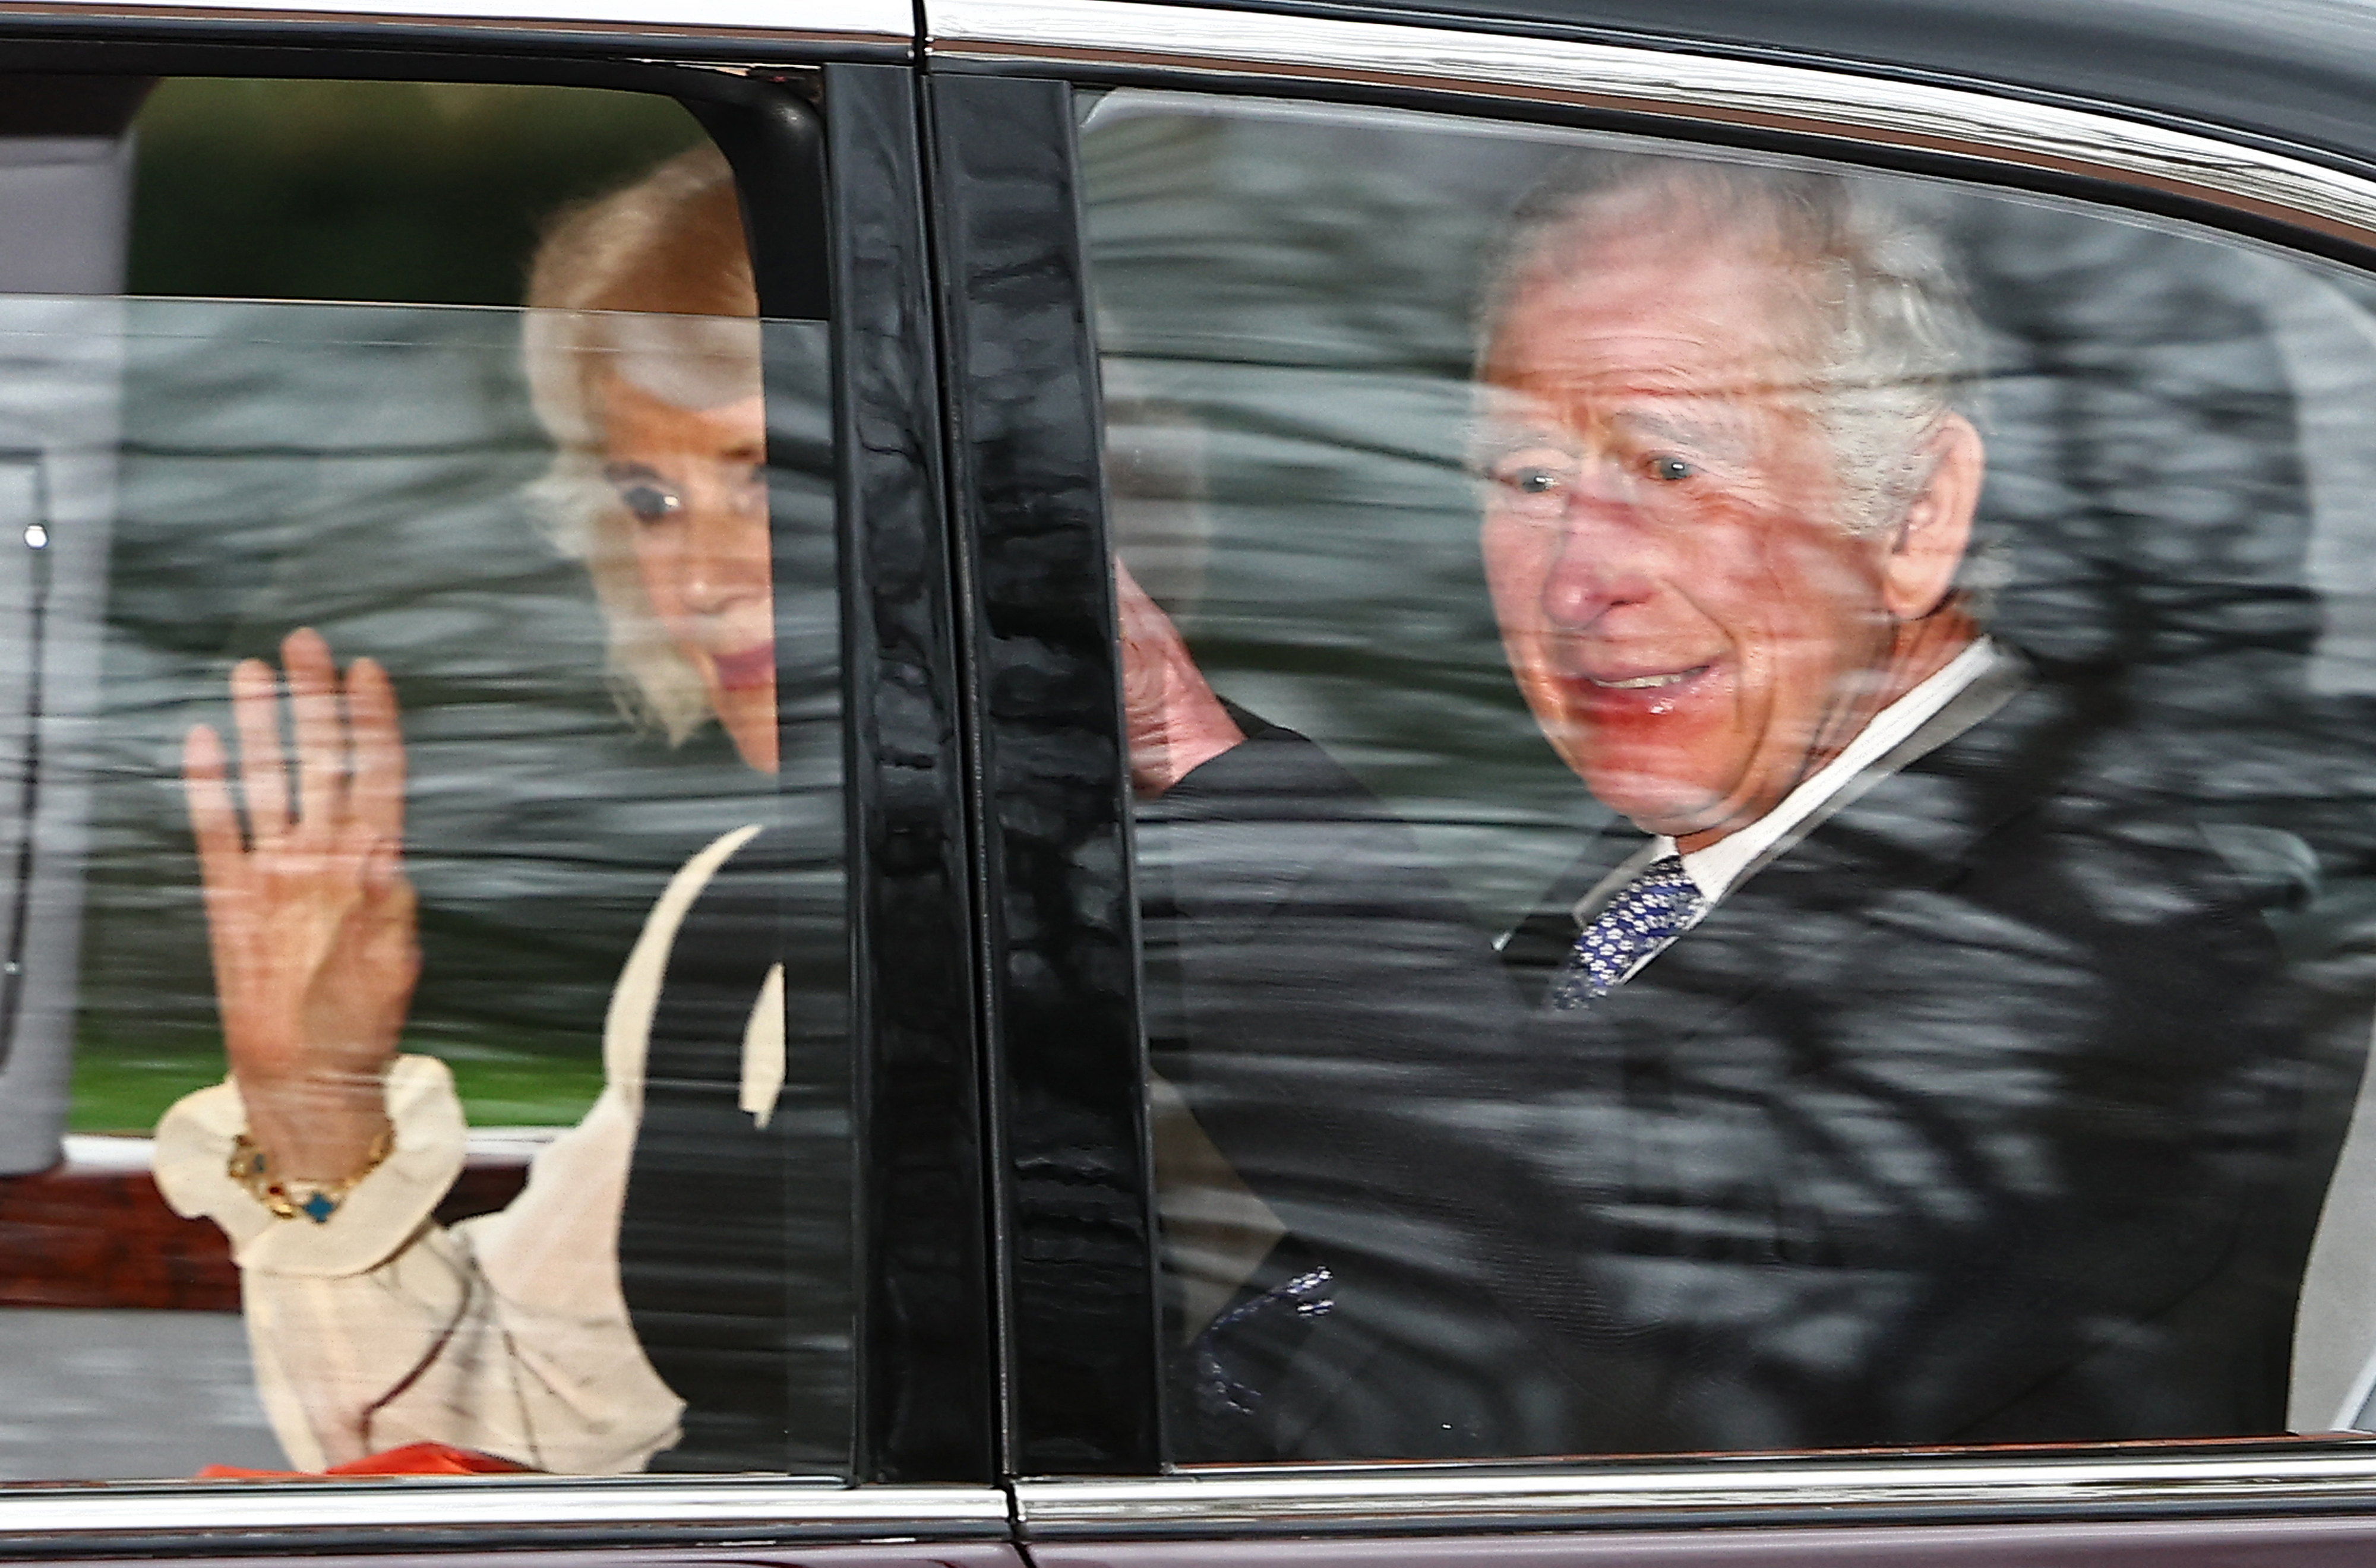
[1111,555,1240,797]
[1114,557,1194,655]
[283,628,342,842]
[1113,554,1149,608]
[216,632,405,858]
[1116,563,1202,732]
[182,723,242,883]
[357,826,405,898]
[228,657,289,840]
[345,656,406,849]
[1113,558,1166,669]
[211,631,407,874]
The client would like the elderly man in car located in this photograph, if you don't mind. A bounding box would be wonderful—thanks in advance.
[1123,152,2313,1461]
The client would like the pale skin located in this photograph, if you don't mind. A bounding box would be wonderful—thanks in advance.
[1474,205,1982,850]
[602,380,778,776]
[183,631,416,1180]
[1118,201,1983,848]
[1117,555,1241,796]
[184,374,778,1182]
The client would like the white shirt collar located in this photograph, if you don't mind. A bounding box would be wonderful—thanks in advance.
[1652,635,2002,907]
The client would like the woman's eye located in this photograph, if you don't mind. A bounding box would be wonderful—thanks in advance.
[618,483,682,523]
[1500,465,1564,497]
[1648,454,1697,483]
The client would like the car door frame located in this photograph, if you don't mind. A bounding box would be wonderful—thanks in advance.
[924,0,2376,1556]
[0,0,1011,1553]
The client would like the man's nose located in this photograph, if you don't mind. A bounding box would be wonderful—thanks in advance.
[1538,469,1658,630]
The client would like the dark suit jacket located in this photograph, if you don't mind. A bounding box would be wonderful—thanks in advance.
[1141,659,2321,1462]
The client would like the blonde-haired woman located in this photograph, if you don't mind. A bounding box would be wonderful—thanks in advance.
[153,144,785,1476]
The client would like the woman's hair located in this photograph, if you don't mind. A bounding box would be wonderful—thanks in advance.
[521,142,758,744]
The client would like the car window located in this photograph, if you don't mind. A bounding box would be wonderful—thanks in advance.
[1081,87,2376,1464]
[0,75,849,1484]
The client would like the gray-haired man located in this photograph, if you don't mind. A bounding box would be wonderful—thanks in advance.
[1126,154,2312,1460]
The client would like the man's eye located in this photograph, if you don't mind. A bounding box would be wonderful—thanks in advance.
[617,483,682,523]
[1501,466,1564,497]
[1647,454,1697,483]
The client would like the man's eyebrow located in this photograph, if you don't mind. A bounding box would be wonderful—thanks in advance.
[1608,403,1758,459]
[1464,420,1575,468]
[1471,418,1567,446]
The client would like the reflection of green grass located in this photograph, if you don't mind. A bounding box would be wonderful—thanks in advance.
[71,1042,223,1135]
[435,1050,605,1128]
[71,1039,601,1134]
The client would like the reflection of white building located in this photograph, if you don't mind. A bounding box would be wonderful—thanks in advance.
[0,132,130,1174]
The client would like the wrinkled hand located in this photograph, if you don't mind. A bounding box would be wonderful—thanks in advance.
[183,628,418,1180]
[1115,558,1243,797]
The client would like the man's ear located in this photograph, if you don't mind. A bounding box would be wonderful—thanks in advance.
[1880,412,1982,622]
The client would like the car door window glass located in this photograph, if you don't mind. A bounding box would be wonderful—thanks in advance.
[0,77,849,1484]
[1082,88,2376,1464]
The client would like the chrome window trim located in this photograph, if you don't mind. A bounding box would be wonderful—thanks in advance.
[0,0,911,51]
[0,1479,1009,1554]
[929,0,2376,253]
[1015,1452,2376,1538]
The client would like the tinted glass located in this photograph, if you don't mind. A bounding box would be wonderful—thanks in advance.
[1083,90,2376,1463]
[0,80,849,1484]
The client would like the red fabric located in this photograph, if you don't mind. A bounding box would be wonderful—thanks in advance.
[196,1441,535,1480]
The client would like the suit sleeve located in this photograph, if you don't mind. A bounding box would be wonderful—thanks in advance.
[1140,723,1581,1458]
[1142,718,2315,1458]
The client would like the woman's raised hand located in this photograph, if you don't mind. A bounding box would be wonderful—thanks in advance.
[182,628,419,1181]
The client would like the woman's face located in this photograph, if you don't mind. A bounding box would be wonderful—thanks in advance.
[599,373,778,773]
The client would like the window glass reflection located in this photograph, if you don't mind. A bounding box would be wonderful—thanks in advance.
[1085,93,2376,1463]
[0,111,847,1482]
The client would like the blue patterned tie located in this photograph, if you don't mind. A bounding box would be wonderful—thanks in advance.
[1551,855,1705,1010]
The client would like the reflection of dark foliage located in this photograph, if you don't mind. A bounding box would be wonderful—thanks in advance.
[128,80,705,308]
[1961,204,2340,852]
[1148,694,2313,1460]
[1954,204,2376,1226]
[1088,106,2376,1461]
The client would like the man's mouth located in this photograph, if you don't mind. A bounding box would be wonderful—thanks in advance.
[1588,668,1705,690]
[709,643,776,693]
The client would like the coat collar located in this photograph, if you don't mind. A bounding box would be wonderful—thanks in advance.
[1499,646,2054,1020]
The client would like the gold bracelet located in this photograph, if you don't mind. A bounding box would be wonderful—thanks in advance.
[227,1125,397,1225]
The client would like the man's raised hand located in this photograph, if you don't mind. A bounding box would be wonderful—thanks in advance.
[1114,557,1244,796]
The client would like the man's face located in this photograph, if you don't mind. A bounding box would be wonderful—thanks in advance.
[1478,214,1918,846]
